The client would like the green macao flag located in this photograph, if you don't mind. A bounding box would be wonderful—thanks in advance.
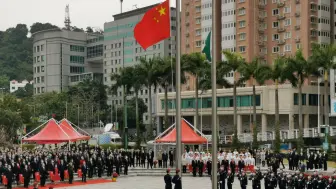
[202,31,212,62]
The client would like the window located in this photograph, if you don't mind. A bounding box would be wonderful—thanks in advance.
[239,33,246,40]
[272,9,279,15]
[37,56,40,62]
[195,6,201,12]
[34,57,36,63]
[273,46,280,53]
[196,29,201,36]
[284,44,291,52]
[284,7,291,13]
[70,66,85,73]
[196,18,201,24]
[309,94,318,106]
[41,45,44,51]
[37,46,40,52]
[41,76,45,83]
[239,20,246,28]
[238,8,246,15]
[272,22,279,28]
[41,66,45,72]
[239,46,246,52]
[70,45,85,52]
[284,19,291,26]
[41,55,45,62]
[196,41,202,47]
[284,32,291,39]
[294,93,306,105]
[87,45,103,58]
[272,34,279,41]
[70,56,85,64]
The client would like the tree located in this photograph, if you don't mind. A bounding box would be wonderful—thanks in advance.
[310,44,336,126]
[218,50,246,149]
[30,22,58,34]
[0,75,9,90]
[139,57,161,138]
[284,50,320,150]
[14,83,33,98]
[264,57,287,153]
[239,59,270,149]
[182,53,209,131]
[86,27,94,33]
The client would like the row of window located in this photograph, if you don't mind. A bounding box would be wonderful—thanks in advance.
[34,87,45,94]
[33,45,44,53]
[34,76,45,84]
[87,36,104,44]
[222,22,235,29]
[161,95,261,110]
[70,66,85,74]
[202,2,211,9]
[87,44,103,58]
[202,14,212,21]
[222,9,235,17]
[34,66,45,73]
[70,56,85,64]
[33,55,45,63]
[222,34,236,41]
[293,93,329,106]
[70,45,85,52]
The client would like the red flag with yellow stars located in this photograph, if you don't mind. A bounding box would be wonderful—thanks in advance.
[134,0,170,50]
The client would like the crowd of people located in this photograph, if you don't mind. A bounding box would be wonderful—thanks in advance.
[0,145,166,189]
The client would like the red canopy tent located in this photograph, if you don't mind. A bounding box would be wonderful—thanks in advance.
[155,119,207,144]
[22,119,75,144]
[58,119,90,141]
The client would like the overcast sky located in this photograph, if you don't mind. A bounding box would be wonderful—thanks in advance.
[0,0,176,31]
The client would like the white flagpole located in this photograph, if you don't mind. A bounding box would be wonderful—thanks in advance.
[211,0,218,188]
[175,0,182,175]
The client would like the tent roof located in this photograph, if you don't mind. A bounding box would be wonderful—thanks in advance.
[22,119,74,144]
[155,119,207,144]
[59,119,90,141]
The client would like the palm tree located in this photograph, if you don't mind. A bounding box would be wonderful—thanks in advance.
[129,65,145,146]
[139,57,160,137]
[239,58,270,149]
[218,50,246,148]
[284,50,320,149]
[263,57,287,153]
[310,44,336,126]
[182,52,209,130]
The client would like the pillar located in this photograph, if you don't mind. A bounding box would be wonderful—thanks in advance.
[289,113,294,130]
[262,114,267,133]
[237,115,242,134]
[304,114,309,128]
[157,116,161,136]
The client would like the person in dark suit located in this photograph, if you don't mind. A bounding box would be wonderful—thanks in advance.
[169,149,174,167]
[58,160,65,181]
[39,164,48,187]
[123,156,129,175]
[162,151,168,168]
[87,158,94,178]
[140,150,146,168]
[172,169,181,189]
[23,165,31,188]
[6,166,13,189]
[322,151,328,171]
[164,169,172,189]
[68,162,74,184]
[81,161,87,182]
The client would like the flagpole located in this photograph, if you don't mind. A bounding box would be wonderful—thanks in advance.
[211,0,218,188]
[175,0,182,176]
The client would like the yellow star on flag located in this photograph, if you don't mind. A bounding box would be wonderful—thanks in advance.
[158,6,166,16]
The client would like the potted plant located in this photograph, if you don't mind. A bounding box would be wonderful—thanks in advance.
[112,172,118,182]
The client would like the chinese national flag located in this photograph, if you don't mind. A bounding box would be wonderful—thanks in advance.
[134,0,170,50]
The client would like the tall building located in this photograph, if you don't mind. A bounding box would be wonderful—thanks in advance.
[32,29,104,94]
[103,5,177,126]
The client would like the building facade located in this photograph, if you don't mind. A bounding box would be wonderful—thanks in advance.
[9,80,33,93]
[103,5,177,125]
[32,29,104,94]
[156,84,336,139]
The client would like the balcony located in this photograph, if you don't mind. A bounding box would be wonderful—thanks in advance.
[277,27,285,33]
[185,22,190,26]
[258,53,266,59]
[258,16,265,22]
[277,39,286,45]
[258,4,266,9]
[258,41,265,46]
[295,38,300,43]
[258,28,265,33]
[295,12,300,17]
[311,22,318,28]
[277,15,285,20]
[277,2,285,8]
[185,33,190,37]
[295,25,300,30]
[296,0,300,4]
[185,12,190,16]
